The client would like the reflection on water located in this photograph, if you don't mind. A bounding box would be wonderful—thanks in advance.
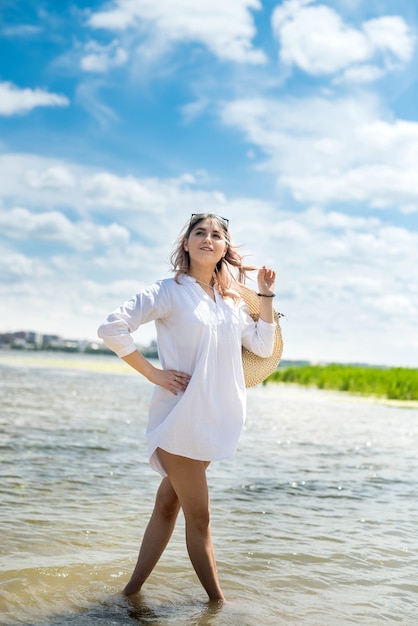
[34,593,227,626]
[1,352,418,625]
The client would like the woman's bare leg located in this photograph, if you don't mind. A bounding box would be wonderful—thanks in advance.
[157,448,225,601]
[123,477,181,595]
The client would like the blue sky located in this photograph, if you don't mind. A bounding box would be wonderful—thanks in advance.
[1,0,417,366]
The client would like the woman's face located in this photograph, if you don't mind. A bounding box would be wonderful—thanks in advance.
[184,218,228,268]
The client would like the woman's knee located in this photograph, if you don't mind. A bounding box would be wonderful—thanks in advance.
[155,482,180,520]
[185,505,211,534]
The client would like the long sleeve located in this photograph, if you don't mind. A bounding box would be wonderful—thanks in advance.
[239,302,276,358]
[97,281,169,358]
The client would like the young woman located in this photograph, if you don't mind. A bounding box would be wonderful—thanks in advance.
[97,213,276,602]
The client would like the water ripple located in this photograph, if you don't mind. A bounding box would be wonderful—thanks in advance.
[1,355,418,625]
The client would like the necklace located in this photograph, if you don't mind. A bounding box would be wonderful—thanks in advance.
[195,279,215,291]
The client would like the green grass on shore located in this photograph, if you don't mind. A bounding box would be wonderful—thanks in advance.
[266,364,418,401]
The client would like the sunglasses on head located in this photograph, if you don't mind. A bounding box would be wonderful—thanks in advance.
[190,213,229,228]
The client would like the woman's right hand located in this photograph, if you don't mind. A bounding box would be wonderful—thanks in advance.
[122,350,191,395]
[149,367,191,396]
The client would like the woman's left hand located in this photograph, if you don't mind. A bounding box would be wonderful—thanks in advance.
[257,266,276,296]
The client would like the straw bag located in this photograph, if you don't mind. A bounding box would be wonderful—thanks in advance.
[236,283,284,387]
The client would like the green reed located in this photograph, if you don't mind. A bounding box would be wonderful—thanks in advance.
[266,364,418,401]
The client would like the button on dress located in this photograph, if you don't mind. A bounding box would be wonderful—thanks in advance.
[97,275,275,476]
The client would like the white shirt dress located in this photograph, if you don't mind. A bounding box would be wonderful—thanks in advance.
[97,275,275,476]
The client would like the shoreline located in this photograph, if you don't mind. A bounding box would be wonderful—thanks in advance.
[2,351,417,408]
[263,381,418,409]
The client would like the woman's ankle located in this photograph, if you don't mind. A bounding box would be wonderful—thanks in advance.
[123,580,142,596]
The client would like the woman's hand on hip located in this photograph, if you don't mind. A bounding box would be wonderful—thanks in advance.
[121,350,190,395]
[150,368,191,395]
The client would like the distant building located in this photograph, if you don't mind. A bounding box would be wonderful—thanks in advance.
[0,330,157,356]
[0,330,43,350]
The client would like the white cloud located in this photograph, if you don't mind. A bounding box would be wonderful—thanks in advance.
[0,153,225,226]
[0,207,130,251]
[2,25,42,37]
[363,16,415,63]
[82,171,227,227]
[87,0,266,65]
[0,207,73,240]
[180,98,210,124]
[0,154,92,215]
[0,81,69,116]
[271,0,415,81]
[273,0,369,74]
[0,247,52,281]
[220,95,418,211]
[25,166,76,190]
[337,64,385,84]
[75,82,119,127]
[266,206,418,365]
[81,39,128,72]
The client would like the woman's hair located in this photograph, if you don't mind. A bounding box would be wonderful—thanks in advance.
[170,213,257,299]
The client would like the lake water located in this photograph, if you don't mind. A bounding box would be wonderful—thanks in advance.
[1,351,417,625]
